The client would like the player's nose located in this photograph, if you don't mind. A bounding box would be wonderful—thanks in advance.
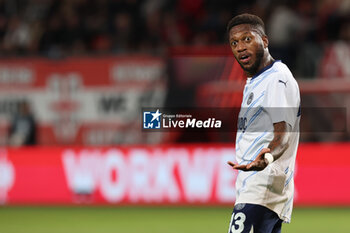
[236,41,246,52]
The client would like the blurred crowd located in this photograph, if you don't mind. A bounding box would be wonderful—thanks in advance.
[1,0,349,145]
[0,0,349,76]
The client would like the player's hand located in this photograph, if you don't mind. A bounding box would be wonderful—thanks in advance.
[227,148,271,171]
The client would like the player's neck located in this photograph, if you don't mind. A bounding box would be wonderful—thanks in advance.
[248,54,275,78]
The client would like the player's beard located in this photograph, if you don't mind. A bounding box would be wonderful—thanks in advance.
[240,44,264,76]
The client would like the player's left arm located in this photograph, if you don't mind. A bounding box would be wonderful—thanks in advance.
[228,121,291,171]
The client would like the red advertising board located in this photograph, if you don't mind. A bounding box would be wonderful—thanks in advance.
[0,56,167,145]
[0,143,349,205]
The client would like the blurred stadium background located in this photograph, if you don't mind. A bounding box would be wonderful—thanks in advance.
[0,0,350,232]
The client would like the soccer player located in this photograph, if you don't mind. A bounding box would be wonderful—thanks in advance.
[226,14,300,233]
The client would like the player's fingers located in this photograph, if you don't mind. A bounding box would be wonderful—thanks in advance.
[227,161,249,171]
[227,161,236,167]
[232,164,248,171]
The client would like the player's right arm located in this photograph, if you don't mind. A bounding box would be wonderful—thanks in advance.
[266,121,291,161]
[227,121,290,171]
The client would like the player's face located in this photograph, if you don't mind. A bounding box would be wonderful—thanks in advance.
[229,24,267,76]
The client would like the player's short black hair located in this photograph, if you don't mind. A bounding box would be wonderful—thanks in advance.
[227,13,265,36]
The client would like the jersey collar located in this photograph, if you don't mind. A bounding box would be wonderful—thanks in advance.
[251,60,281,80]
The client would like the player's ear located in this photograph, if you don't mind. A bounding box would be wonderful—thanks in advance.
[262,35,269,49]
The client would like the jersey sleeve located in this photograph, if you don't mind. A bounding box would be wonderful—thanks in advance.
[265,74,300,127]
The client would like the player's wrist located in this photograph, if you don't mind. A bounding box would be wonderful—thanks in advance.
[264,153,274,165]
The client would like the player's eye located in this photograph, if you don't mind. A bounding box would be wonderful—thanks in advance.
[244,36,251,42]
[231,41,237,46]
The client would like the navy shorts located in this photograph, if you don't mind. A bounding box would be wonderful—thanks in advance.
[228,203,283,233]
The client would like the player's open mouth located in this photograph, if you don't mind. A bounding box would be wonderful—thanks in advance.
[240,55,251,64]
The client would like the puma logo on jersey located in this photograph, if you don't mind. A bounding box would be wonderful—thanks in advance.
[278,80,287,87]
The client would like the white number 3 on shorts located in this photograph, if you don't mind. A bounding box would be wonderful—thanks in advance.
[230,212,246,233]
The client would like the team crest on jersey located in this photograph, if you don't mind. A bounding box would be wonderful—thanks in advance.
[247,92,254,105]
